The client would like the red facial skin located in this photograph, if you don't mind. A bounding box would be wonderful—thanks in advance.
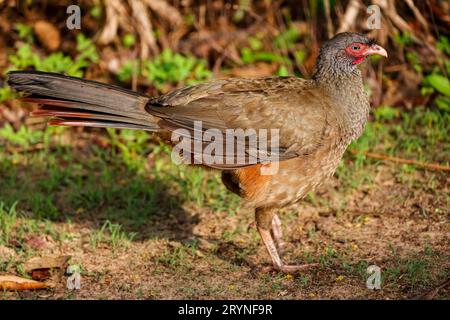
[345,42,388,65]
[345,42,369,65]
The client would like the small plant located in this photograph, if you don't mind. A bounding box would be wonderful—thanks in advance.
[116,60,139,82]
[89,220,136,250]
[273,27,300,49]
[143,49,212,90]
[116,50,212,90]
[240,47,290,65]
[420,36,450,112]
[0,123,44,148]
[15,23,34,43]
[6,33,98,77]
[423,73,450,112]
[0,87,15,102]
[240,32,293,75]
[0,202,18,245]
[156,244,194,270]
[122,34,136,48]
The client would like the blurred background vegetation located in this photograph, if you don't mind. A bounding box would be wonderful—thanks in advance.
[0,0,449,299]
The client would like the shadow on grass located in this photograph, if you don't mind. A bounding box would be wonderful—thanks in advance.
[0,145,204,242]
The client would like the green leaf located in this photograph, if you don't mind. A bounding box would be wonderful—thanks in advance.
[15,23,34,43]
[374,105,400,121]
[435,96,450,112]
[123,34,136,48]
[277,65,289,76]
[273,27,300,49]
[426,74,450,96]
[90,6,102,19]
[248,37,263,51]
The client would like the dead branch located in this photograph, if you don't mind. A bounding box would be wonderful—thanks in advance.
[129,0,159,59]
[337,0,361,33]
[143,0,183,27]
[350,150,450,172]
[98,0,119,44]
[323,0,334,38]
[405,0,430,33]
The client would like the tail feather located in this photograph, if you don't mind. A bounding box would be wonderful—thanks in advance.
[7,71,160,131]
[48,119,155,131]
[31,106,155,128]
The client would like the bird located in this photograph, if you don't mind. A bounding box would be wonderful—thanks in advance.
[7,32,387,273]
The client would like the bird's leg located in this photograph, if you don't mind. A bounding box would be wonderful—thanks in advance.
[255,208,319,273]
[271,214,285,254]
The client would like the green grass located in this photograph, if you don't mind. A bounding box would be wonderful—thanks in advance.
[0,201,18,245]
[155,241,199,271]
[89,220,137,251]
[0,126,240,237]
[381,245,447,291]
[334,105,450,193]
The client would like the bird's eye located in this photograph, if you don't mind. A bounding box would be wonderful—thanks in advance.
[352,45,360,51]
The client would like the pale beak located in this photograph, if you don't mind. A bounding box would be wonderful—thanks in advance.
[364,44,388,58]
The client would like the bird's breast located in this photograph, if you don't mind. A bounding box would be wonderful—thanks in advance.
[236,141,348,209]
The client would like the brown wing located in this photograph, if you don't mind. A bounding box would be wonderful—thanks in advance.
[146,76,331,168]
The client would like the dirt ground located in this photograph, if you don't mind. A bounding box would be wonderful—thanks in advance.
[1,162,448,300]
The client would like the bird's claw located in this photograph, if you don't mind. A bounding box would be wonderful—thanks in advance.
[275,263,320,273]
[259,263,320,274]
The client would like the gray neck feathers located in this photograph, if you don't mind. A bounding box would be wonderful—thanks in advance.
[312,53,370,143]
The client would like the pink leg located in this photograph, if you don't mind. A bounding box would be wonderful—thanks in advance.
[256,208,319,273]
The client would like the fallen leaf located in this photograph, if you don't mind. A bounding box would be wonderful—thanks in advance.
[31,269,51,281]
[24,235,46,250]
[0,274,48,290]
[23,255,71,273]
[33,20,61,51]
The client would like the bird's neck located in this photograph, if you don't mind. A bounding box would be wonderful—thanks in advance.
[313,68,370,143]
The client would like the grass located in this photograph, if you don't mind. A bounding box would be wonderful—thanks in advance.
[334,105,450,197]
[0,125,240,224]
[89,220,137,251]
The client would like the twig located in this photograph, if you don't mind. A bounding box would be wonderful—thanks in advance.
[98,0,132,45]
[130,0,159,59]
[337,0,361,33]
[350,150,450,172]
[405,0,429,33]
[323,0,334,38]
[98,0,119,44]
[143,0,183,27]
[412,278,450,300]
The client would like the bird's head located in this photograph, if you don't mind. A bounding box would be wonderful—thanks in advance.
[315,32,388,78]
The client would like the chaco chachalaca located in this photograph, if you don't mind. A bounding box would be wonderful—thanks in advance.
[7,32,387,272]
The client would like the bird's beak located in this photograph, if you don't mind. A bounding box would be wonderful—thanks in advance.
[364,44,388,58]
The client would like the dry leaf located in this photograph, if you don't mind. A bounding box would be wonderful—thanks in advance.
[0,274,48,291]
[31,269,51,281]
[34,20,61,51]
[24,235,46,250]
[23,255,71,273]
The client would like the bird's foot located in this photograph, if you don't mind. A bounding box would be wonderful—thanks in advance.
[260,263,320,274]
[271,214,286,255]
[276,263,320,273]
[272,238,286,255]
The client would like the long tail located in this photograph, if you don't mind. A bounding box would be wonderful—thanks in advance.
[7,71,160,131]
